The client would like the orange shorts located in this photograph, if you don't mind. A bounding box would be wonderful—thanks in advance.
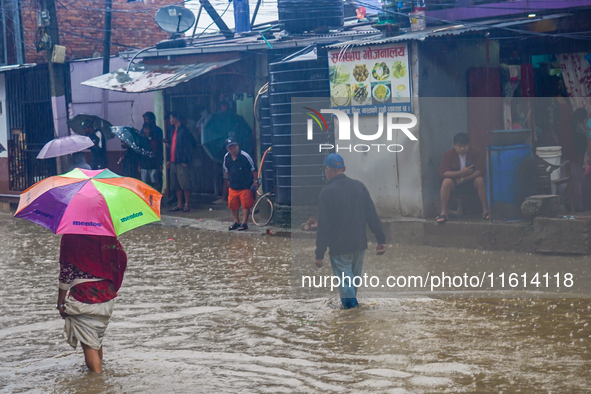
[228,188,254,211]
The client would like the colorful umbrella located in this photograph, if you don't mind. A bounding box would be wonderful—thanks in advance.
[111,126,154,157]
[36,134,95,159]
[14,168,161,236]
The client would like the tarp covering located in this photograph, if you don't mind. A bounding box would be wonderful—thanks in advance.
[80,59,239,93]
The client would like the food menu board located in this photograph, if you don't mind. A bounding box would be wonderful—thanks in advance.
[328,43,411,116]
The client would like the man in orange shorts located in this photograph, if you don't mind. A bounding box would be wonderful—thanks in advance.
[223,138,258,231]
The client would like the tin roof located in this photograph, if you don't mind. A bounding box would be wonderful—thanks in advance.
[80,59,239,93]
[0,63,37,72]
[119,28,380,59]
[324,13,569,48]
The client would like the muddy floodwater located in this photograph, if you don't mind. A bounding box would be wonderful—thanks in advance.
[1,212,590,393]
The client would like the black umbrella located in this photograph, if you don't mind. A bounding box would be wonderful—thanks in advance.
[68,114,114,140]
[202,111,253,163]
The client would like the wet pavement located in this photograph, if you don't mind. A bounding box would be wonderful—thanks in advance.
[1,211,591,393]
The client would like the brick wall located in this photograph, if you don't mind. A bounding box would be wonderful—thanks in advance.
[21,0,182,63]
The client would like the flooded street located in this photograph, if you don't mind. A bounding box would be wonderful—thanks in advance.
[1,212,590,393]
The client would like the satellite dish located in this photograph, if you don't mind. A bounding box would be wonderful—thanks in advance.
[155,5,196,36]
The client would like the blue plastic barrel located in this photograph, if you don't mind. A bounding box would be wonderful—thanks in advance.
[234,0,251,34]
[486,144,535,222]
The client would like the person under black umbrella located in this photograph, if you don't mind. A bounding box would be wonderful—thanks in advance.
[82,120,108,170]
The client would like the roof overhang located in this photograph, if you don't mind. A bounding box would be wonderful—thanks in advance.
[0,63,37,72]
[81,59,239,93]
[325,13,570,48]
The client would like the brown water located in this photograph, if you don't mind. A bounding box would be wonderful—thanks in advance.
[1,213,590,393]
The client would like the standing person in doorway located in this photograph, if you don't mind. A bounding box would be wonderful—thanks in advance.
[314,153,387,309]
[166,112,196,213]
[162,113,177,207]
[223,137,257,231]
[143,111,164,145]
[547,76,575,162]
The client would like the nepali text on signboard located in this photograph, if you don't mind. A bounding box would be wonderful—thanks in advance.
[328,43,411,116]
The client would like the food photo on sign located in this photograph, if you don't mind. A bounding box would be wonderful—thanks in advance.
[328,43,412,114]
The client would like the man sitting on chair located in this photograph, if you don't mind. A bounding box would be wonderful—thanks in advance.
[437,132,488,223]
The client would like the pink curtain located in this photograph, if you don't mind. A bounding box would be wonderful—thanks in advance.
[558,52,591,114]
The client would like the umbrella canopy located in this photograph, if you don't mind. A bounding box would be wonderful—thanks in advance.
[202,111,253,163]
[68,114,114,140]
[36,134,94,159]
[111,126,154,157]
[14,168,161,236]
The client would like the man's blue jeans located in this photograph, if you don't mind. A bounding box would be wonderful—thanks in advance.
[329,250,366,309]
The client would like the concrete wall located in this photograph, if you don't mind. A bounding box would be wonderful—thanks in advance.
[340,43,422,219]
[341,114,422,219]
[69,57,156,152]
[418,39,500,218]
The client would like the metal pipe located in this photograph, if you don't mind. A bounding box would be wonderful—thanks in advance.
[250,0,262,27]
[199,0,233,39]
[126,46,156,74]
[190,4,203,41]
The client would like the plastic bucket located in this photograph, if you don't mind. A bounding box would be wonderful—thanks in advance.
[536,146,562,191]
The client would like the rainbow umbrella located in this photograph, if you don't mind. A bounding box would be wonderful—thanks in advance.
[14,168,161,236]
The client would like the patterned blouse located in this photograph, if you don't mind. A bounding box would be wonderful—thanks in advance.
[59,260,117,304]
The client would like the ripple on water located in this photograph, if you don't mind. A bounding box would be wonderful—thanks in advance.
[1,213,591,393]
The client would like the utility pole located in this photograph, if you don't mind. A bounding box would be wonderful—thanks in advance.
[101,0,113,120]
[12,0,25,63]
[102,0,112,74]
[41,0,68,173]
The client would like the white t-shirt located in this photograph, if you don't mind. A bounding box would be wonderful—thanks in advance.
[459,154,467,170]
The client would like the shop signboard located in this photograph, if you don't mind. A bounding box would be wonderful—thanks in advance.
[328,43,411,116]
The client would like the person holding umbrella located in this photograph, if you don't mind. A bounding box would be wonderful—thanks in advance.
[118,141,140,179]
[140,122,163,192]
[57,234,127,373]
[82,120,108,170]
[15,168,162,373]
